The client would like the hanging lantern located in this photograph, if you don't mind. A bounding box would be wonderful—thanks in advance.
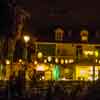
[44,59,47,63]
[55,58,59,63]
[47,56,52,62]
[69,59,74,63]
[65,59,68,64]
[60,59,64,64]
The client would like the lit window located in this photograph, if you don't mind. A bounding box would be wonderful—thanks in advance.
[55,28,64,41]
[80,30,88,42]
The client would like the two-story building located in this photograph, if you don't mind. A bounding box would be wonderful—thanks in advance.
[30,27,100,81]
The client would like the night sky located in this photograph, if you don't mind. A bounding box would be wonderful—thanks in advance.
[1,0,100,37]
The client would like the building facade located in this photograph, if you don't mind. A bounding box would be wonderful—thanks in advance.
[1,26,100,81]
[25,28,100,81]
[32,41,100,81]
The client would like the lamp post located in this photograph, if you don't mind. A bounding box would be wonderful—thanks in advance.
[23,35,30,60]
[23,35,30,81]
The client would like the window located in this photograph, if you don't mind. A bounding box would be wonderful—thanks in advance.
[55,28,64,41]
[80,30,88,42]
[56,32,63,41]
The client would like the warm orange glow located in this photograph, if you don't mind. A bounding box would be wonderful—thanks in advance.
[48,56,52,62]
[55,58,59,63]
[36,64,48,71]
[65,59,68,64]
[61,59,64,64]
[24,35,30,43]
[44,59,47,63]
[6,60,10,65]
[69,59,74,63]
[34,61,38,65]
[36,65,44,71]
[19,59,22,63]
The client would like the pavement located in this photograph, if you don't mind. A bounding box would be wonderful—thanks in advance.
[0,80,92,100]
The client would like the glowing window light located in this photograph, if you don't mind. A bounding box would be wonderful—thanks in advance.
[95,51,99,57]
[84,51,88,55]
[88,77,99,81]
[81,36,88,41]
[61,77,66,81]
[90,67,93,71]
[80,70,86,75]
[36,65,44,71]
[65,59,68,64]
[89,76,99,81]
[88,77,93,81]
[55,58,59,63]
[34,61,38,65]
[60,59,64,64]
[99,60,100,64]
[89,70,93,74]
[84,51,94,56]
[80,30,88,41]
[89,51,94,55]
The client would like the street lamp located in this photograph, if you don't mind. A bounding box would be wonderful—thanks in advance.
[24,35,30,43]
[23,35,30,81]
[23,35,30,60]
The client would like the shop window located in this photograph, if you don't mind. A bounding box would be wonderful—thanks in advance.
[95,46,100,58]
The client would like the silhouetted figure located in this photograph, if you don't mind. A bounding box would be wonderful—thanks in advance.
[9,72,16,97]
[71,84,82,100]
[46,85,53,100]
[31,69,37,87]
[15,69,25,96]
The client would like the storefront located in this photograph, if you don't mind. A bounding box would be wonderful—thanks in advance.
[75,65,100,81]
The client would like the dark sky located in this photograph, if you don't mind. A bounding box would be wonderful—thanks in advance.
[1,0,100,36]
[16,0,100,26]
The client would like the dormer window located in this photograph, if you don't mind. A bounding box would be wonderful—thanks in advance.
[54,27,64,41]
[80,30,88,42]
